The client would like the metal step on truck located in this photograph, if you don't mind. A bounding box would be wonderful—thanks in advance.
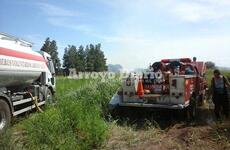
[0,33,55,132]
[109,58,207,120]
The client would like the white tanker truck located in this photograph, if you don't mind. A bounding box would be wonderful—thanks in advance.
[0,33,55,132]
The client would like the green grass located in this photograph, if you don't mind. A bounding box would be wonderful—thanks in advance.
[3,77,120,150]
[23,78,120,149]
[55,77,90,97]
[0,129,14,150]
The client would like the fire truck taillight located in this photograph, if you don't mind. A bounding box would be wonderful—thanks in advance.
[185,80,189,86]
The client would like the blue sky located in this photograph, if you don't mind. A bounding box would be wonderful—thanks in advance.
[1,0,230,70]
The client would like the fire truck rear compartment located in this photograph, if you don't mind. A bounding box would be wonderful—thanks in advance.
[109,58,207,111]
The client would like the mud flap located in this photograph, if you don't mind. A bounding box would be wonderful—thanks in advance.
[108,94,122,111]
[108,94,123,117]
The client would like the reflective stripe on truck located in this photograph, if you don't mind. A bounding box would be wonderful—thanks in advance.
[0,47,45,62]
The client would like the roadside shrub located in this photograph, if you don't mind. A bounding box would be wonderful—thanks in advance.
[22,79,120,150]
[66,80,120,117]
[24,107,80,150]
[96,80,121,116]
[57,98,108,149]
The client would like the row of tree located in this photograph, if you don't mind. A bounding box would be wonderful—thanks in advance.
[40,38,61,72]
[40,37,217,75]
[40,38,107,74]
[63,43,107,74]
[205,61,215,69]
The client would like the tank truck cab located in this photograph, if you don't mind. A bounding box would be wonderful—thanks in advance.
[38,51,56,98]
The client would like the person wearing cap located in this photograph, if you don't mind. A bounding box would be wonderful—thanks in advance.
[210,69,230,120]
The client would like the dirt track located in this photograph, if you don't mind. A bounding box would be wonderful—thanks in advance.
[104,102,230,150]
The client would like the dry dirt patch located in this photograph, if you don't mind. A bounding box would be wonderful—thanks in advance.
[104,106,230,150]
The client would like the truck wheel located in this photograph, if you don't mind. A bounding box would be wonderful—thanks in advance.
[46,89,54,104]
[0,99,11,133]
[198,94,205,106]
[110,106,121,118]
[186,96,197,122]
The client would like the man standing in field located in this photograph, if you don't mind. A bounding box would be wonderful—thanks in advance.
[211,69,230,120]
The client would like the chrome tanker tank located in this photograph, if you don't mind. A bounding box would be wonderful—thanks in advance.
[0,33,48,90]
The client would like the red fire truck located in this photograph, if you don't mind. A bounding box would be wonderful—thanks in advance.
[109,58,207,120]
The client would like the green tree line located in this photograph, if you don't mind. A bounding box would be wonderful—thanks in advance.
[40,38,107,75]
[40,38,61,72]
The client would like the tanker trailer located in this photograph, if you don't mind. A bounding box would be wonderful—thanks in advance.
[0,33,55,132]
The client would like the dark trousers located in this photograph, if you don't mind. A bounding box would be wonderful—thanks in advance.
[213,94,229,119]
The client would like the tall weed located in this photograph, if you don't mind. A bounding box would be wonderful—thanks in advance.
[21,79,120,149]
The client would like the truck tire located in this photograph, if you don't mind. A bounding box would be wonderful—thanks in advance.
[110,106,120,118]
[198,94,205,106]
[186,96,197,122]
[0,99,11,133]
